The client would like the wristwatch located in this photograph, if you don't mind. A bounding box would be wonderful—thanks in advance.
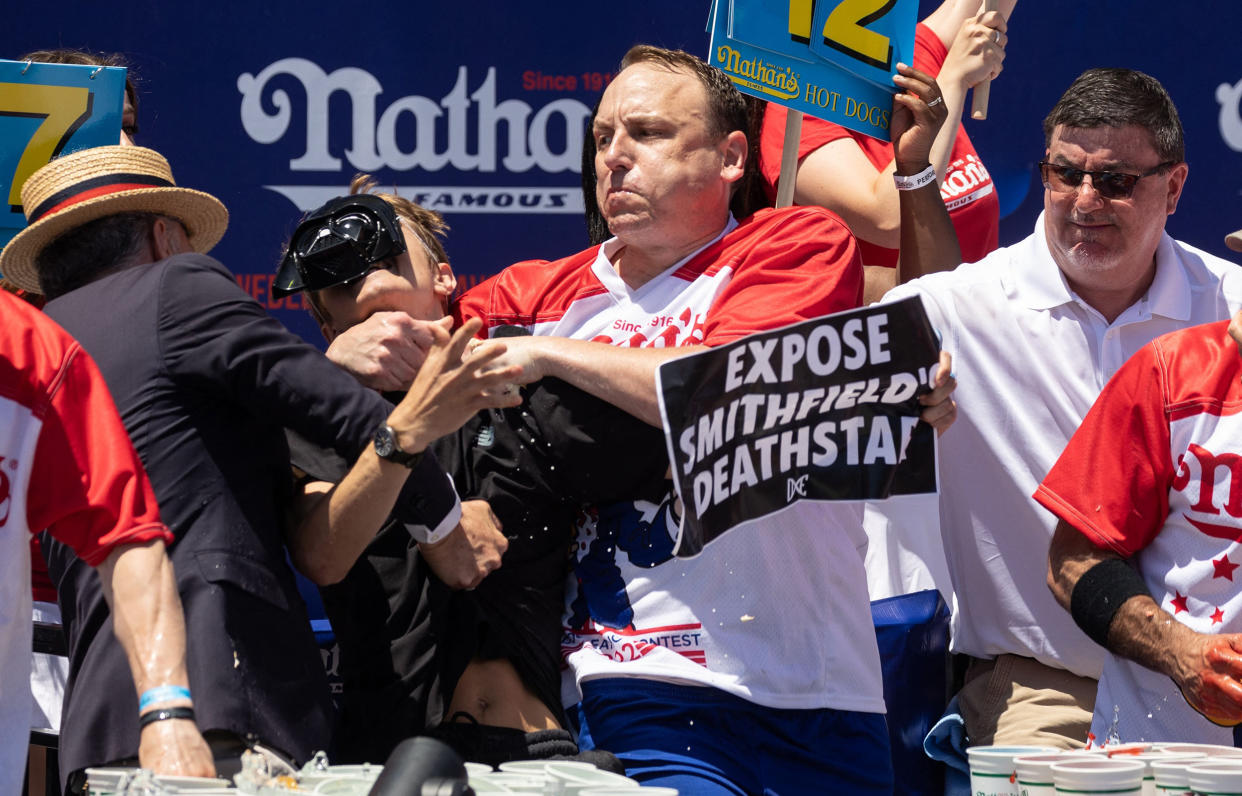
[373,424,424,468]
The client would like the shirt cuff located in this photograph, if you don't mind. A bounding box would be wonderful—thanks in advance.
[390,450,462,545]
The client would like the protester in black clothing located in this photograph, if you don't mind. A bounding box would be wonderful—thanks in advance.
[275,177,668,765]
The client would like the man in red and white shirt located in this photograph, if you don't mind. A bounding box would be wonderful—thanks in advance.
[1040,314,1242,744]
[452,45,956,793]
[0,290,212,790]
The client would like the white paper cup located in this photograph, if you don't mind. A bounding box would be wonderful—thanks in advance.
[498,760,598,774]
[547,764,639,795]
[466,761,497,777]
[1050,758,1144,794]
[968,746,1059,796]
[1114,752,1204,796]
[1151,756,1210,796]
[473,772,547,794]
[580,790,677,796]
[1153,743,1242,758]
[1187,759,1242,795]
[1015,753,1077,796]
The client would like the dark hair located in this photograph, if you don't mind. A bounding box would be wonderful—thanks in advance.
[1043,68,1184,163]
[20,49,140,138]
[36,212,155,299]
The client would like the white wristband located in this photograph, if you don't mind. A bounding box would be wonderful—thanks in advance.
[893,164,936,191]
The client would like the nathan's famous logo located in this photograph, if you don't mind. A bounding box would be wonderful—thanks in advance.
[714,45,889,130]
[714,46,800,101]
[236,59,588,215]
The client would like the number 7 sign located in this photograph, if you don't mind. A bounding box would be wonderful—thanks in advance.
[0,60,127,253]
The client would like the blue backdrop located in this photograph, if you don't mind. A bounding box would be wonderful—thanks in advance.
[6,1,1242,344]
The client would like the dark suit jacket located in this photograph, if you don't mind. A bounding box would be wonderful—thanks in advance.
[42,253,456,782]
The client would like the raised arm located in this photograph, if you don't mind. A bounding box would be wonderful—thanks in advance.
[892,65,963,286]
[792,12,1006,255]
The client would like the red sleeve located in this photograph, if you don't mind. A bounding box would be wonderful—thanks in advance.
[454,271,503,339]
[912,21,948,75]
[700,208,863,346]
[1034,342,1173,556]
[27,344,172,566]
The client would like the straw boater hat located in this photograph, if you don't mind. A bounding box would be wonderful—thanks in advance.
[0,145,229,293]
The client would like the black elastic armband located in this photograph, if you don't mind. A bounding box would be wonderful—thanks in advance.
[1069,557,1150,648]
[139,706,196,729]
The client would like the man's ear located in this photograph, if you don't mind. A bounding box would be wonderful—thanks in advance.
[433,262,457,300]
[1164,162,1189,215]
[150,216,188,260]
[720,130,747,185]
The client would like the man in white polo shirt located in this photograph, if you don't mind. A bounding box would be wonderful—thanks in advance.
[885,67,1242,748]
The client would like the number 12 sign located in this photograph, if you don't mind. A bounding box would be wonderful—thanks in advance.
[710,0,917,140]
[0,60,127,253]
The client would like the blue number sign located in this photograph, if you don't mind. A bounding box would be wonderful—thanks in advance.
[709,0,917,140]
[0,59,126,253]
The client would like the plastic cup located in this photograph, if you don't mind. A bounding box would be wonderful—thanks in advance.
[1050,758,1144,795]
[1187,759,1242,795]
[1015,752,1076,796]
[968,746,1059,796]
[580,790,677,796]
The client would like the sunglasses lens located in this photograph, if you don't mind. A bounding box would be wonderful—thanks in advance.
[1041,162,1157,200]
[1094,173,1138,200]
[1043,164,1082,191]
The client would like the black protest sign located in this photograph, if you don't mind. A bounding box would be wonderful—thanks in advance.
[656,296,939,558]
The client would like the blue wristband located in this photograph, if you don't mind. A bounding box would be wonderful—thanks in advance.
[139,685,192,712]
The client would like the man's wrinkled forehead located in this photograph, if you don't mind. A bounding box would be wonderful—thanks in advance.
[1047,123,1162,170]
[598,63,707,123]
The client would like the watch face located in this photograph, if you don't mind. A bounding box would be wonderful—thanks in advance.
[374,426,396,458]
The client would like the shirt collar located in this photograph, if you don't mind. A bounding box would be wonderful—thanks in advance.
[594,214,739,294]
[1016,211,1188,320]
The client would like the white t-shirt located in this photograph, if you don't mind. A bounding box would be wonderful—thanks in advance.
[884,213,1242,678]
[460,206,886,712]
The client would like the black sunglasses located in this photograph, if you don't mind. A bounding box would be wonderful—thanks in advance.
[272,194,407,298]
[1038,160,1175,200]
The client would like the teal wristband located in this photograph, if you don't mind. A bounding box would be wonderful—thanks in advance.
[139,685,192,712]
